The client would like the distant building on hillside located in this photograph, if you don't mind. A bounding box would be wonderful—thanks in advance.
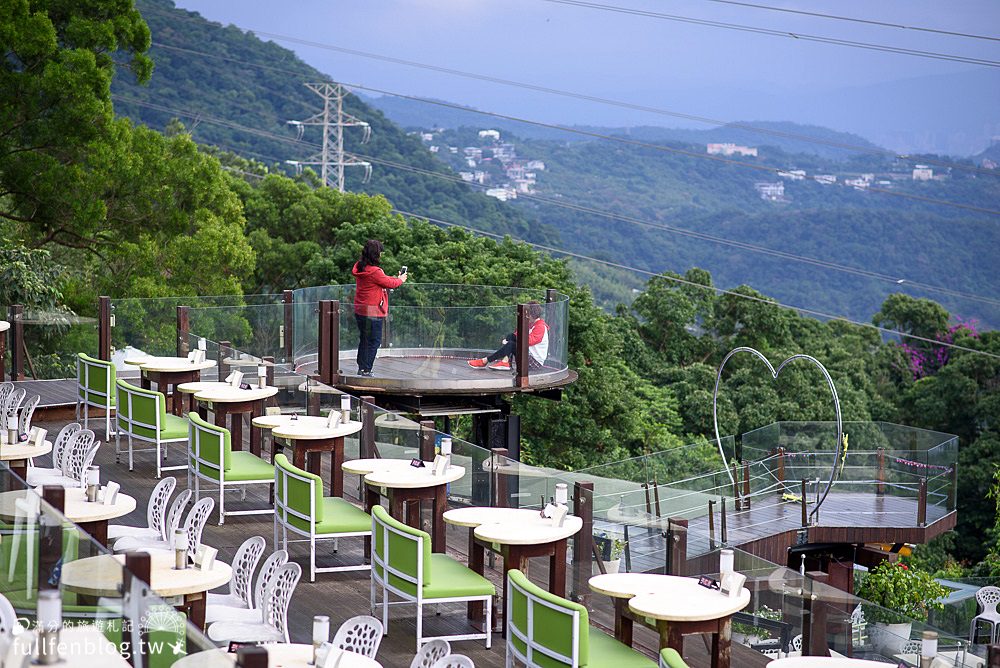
[912,165,933,180]
[778,169,806,181]
[463,147,483,160]
[478,129,501,141]
[708,143,758,157]
[814,174,837,185]
[420,133,434,142]
[429,146,439,153]
[525,160,546,171]
[485,187,516,201]
[754,182,785,201]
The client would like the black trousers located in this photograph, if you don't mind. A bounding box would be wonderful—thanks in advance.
[486,332,543,369]
[355,315,384,372]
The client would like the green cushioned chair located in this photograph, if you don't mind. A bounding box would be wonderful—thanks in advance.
[273,454,370,582]
[506,569,656,668]
[115,380,189,478]
[76,353,116,438]
[371,504,494,651]
[189,412,274,526]
[658,648,689,668]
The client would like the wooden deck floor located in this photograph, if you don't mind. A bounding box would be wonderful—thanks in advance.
[28,416,771,668]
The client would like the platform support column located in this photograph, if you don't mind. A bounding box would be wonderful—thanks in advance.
[515,303,530,388]
[282,290,294,362]
[918,478,928,526]
[571,481,593,605]
[318,300,333,385]
[666,517,688,576]
[9,305,24,380]
[360,396,377,459]
[489,416,520,507]
[123,552,151,667]
[420,420,436,462]
[176,305,189,358]
[803,571,831,657]
[491,448,509,508]
[98,296,112,361]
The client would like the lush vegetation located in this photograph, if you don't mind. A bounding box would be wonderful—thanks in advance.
[2,0,998,583]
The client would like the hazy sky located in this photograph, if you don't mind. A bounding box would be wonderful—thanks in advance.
[172,1,1000,149]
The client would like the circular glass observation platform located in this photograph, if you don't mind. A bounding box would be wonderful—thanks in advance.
[292,284,575,394]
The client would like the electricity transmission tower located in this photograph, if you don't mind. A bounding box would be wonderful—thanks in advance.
[286,83,371,192]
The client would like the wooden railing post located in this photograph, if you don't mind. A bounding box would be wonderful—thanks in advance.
[801,479,809,527]
[39,486,64,591]
[720,496,728,544]
[515,303,530,388]
[317,300,333,385]
[123,552,151,667]
[282,289,294,362]
[666,517,689,576]
[219,340,232,372]
[732,462,742,511]
[176,305,190,358]
[491,448,509,508]
[571,481,594,605]
[804,571,831,657]
[708,500,716,550]
[918,478,928,526]
[948,464,958,512]
[9,305,24,380]
[777,447,785,490]
[98,296,112,361]
[360,396,377,459]
[331,300,341,385]
[742,461,751,508]
[419,420,436,462]
[987,644,1000,668]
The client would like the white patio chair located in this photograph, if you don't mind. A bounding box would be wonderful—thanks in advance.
[205,536,266,612]
[113,488,191,552]
[409,639,451,668]
[107,476,176,543]
[205,550,288,625]
[2,388,25,428]
[331,615,384,659]
[206,561,302,645]
[17,394,39,440]
[970,585,1000,644]
[27,430,99,488]
[26,423,82,484]
[116,498,214,561]
[431,656,474,668]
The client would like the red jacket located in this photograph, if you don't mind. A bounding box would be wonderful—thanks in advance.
[352,262,403,317]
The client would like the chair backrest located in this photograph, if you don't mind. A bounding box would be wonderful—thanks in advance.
[409,639,451,668]
[371,505,431,599]
[51,423,83,471]
[274,454,323,534]
[3,387,25,423]
[977,586,1000,613]
[62,430,98,480]
[17,394,39,438]
[332,615,384,659]
[164,489,192,542]
[116,380,167,440]
[228,536,266,606]
[188,412,232,481]
[0,592,18,639]
[77,353,116,409]
[430,656,474,668]
[254,550,289,610]
[506,568,587,668]
[660,648,689,668]
[76,441,102,488]
[146,477,177,537]
[261,562,302,644]
[182,497,215,557]
[0,383,12,415]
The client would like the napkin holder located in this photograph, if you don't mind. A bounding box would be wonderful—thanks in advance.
[29,427,47,448]
[720,571,746,598]
[194,545,218,571]
[225,371,243,388]
[101,481,120,505]
[187,350,206,364]
[431,454,449,477]
[326,411,342,429]
[550,504,569,528]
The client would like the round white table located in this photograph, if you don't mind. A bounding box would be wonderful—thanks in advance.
[126,357,218,416]
[363,464,465,553]
[251,414,327,430]
[767,659,900,667]
[445,506,583,634]
[192,385,279,459]
[588,573,750,668]
[0,487,136,548]
[171,643,382,667]
[342,458,413,476]
[1,439,53,483]
[271,420,362,497]
[61,551,232,631]
[3,625,131,667]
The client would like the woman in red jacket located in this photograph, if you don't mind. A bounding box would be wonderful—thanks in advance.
[352,239,407,376]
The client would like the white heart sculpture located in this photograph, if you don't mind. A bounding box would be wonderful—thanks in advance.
[712,346,844,523]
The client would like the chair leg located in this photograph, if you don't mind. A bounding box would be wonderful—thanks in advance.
[155,442,161,479]
[310,535,316,582]
[485,596,492,649]
[8,514,23,584]
[415,600,422,652]
[218,482,225,525]
[128,434,134,471]
[82,403,88,430]
[382,584,389,635]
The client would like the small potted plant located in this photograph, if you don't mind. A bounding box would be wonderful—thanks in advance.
[592,534,627,574]
[732,605,782,646]
[856,561,949,655]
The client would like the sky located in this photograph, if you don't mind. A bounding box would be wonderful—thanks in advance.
[173,0,1000,154]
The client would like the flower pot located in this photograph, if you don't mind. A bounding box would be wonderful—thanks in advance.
[869,621,912,655]
[732,632,765,647]
[593,559,621,575]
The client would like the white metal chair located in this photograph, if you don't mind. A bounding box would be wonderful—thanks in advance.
[206,561,302,645]
[431,656,474,668]
[112,489,194,553]
[116,497,214,560]
[409,639,451,668]
[205,549,288,625]
[76,353,116,437]
[331,615,384,659]
[26,423,82,484]
[2,387,25,427]
[115,379,189,478]
[205,536,266,612]
[16,393,39,440]
[0,384,12,416]
[0,592,22,660]
[970,585,1000,644]
[107,476,176,543]
[27,430,99,488]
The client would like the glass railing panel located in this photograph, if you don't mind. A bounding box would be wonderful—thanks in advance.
[11,310,99,380]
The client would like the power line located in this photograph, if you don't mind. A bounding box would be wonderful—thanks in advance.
[392,207,1000,361]
[682,0,1000,43]
[538,0,1000,67]
[145,33,998,178]
[111,94,1000,309]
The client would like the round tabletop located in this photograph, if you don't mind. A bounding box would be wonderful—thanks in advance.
[296,381,341,395]
[480,458,551,478]
[342,458,415,476]
[443,506,548,528]
[474,514,583,545]
[1,439,52,461]
[170,644,382,668]
[365,465,465,489]
[4,625,131,667]
[272,420,363,441]
[61,551,232,598]
[0,321,9,333]
[588,572,685,599]
[221,356,273,367]
[178,381,231,394]
[194,386,279,403]
[374,413,421,431]
[626,576,750,622]
[767,659,899,668]
[0,487,136,523]
[126,357,217,373]
[252,414,326,429]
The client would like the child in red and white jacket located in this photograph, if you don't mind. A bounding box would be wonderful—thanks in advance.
[468,301,548,371]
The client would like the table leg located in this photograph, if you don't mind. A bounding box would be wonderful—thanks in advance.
[141,374,151,391]
[331,438,344,498]
[189,393,197,415]
[186,591,206,632]
[364,485,379,561]
[431,484,446,553]
[213,405,225,428]
[614,598,633,646]
[231,410,244,452]
[714,617,732,668]
[549,539,567,597]
[306,450,322,480]
[249,400,263,457]
[467,530,485,627]
[9,460,27,484]
[292,442,306,471]
[659,621,685,658]
[77,519,109,549]
[501,546,529,637]
[405,498,420,531]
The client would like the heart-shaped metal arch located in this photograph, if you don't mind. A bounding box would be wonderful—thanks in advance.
[712,346,844,523]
